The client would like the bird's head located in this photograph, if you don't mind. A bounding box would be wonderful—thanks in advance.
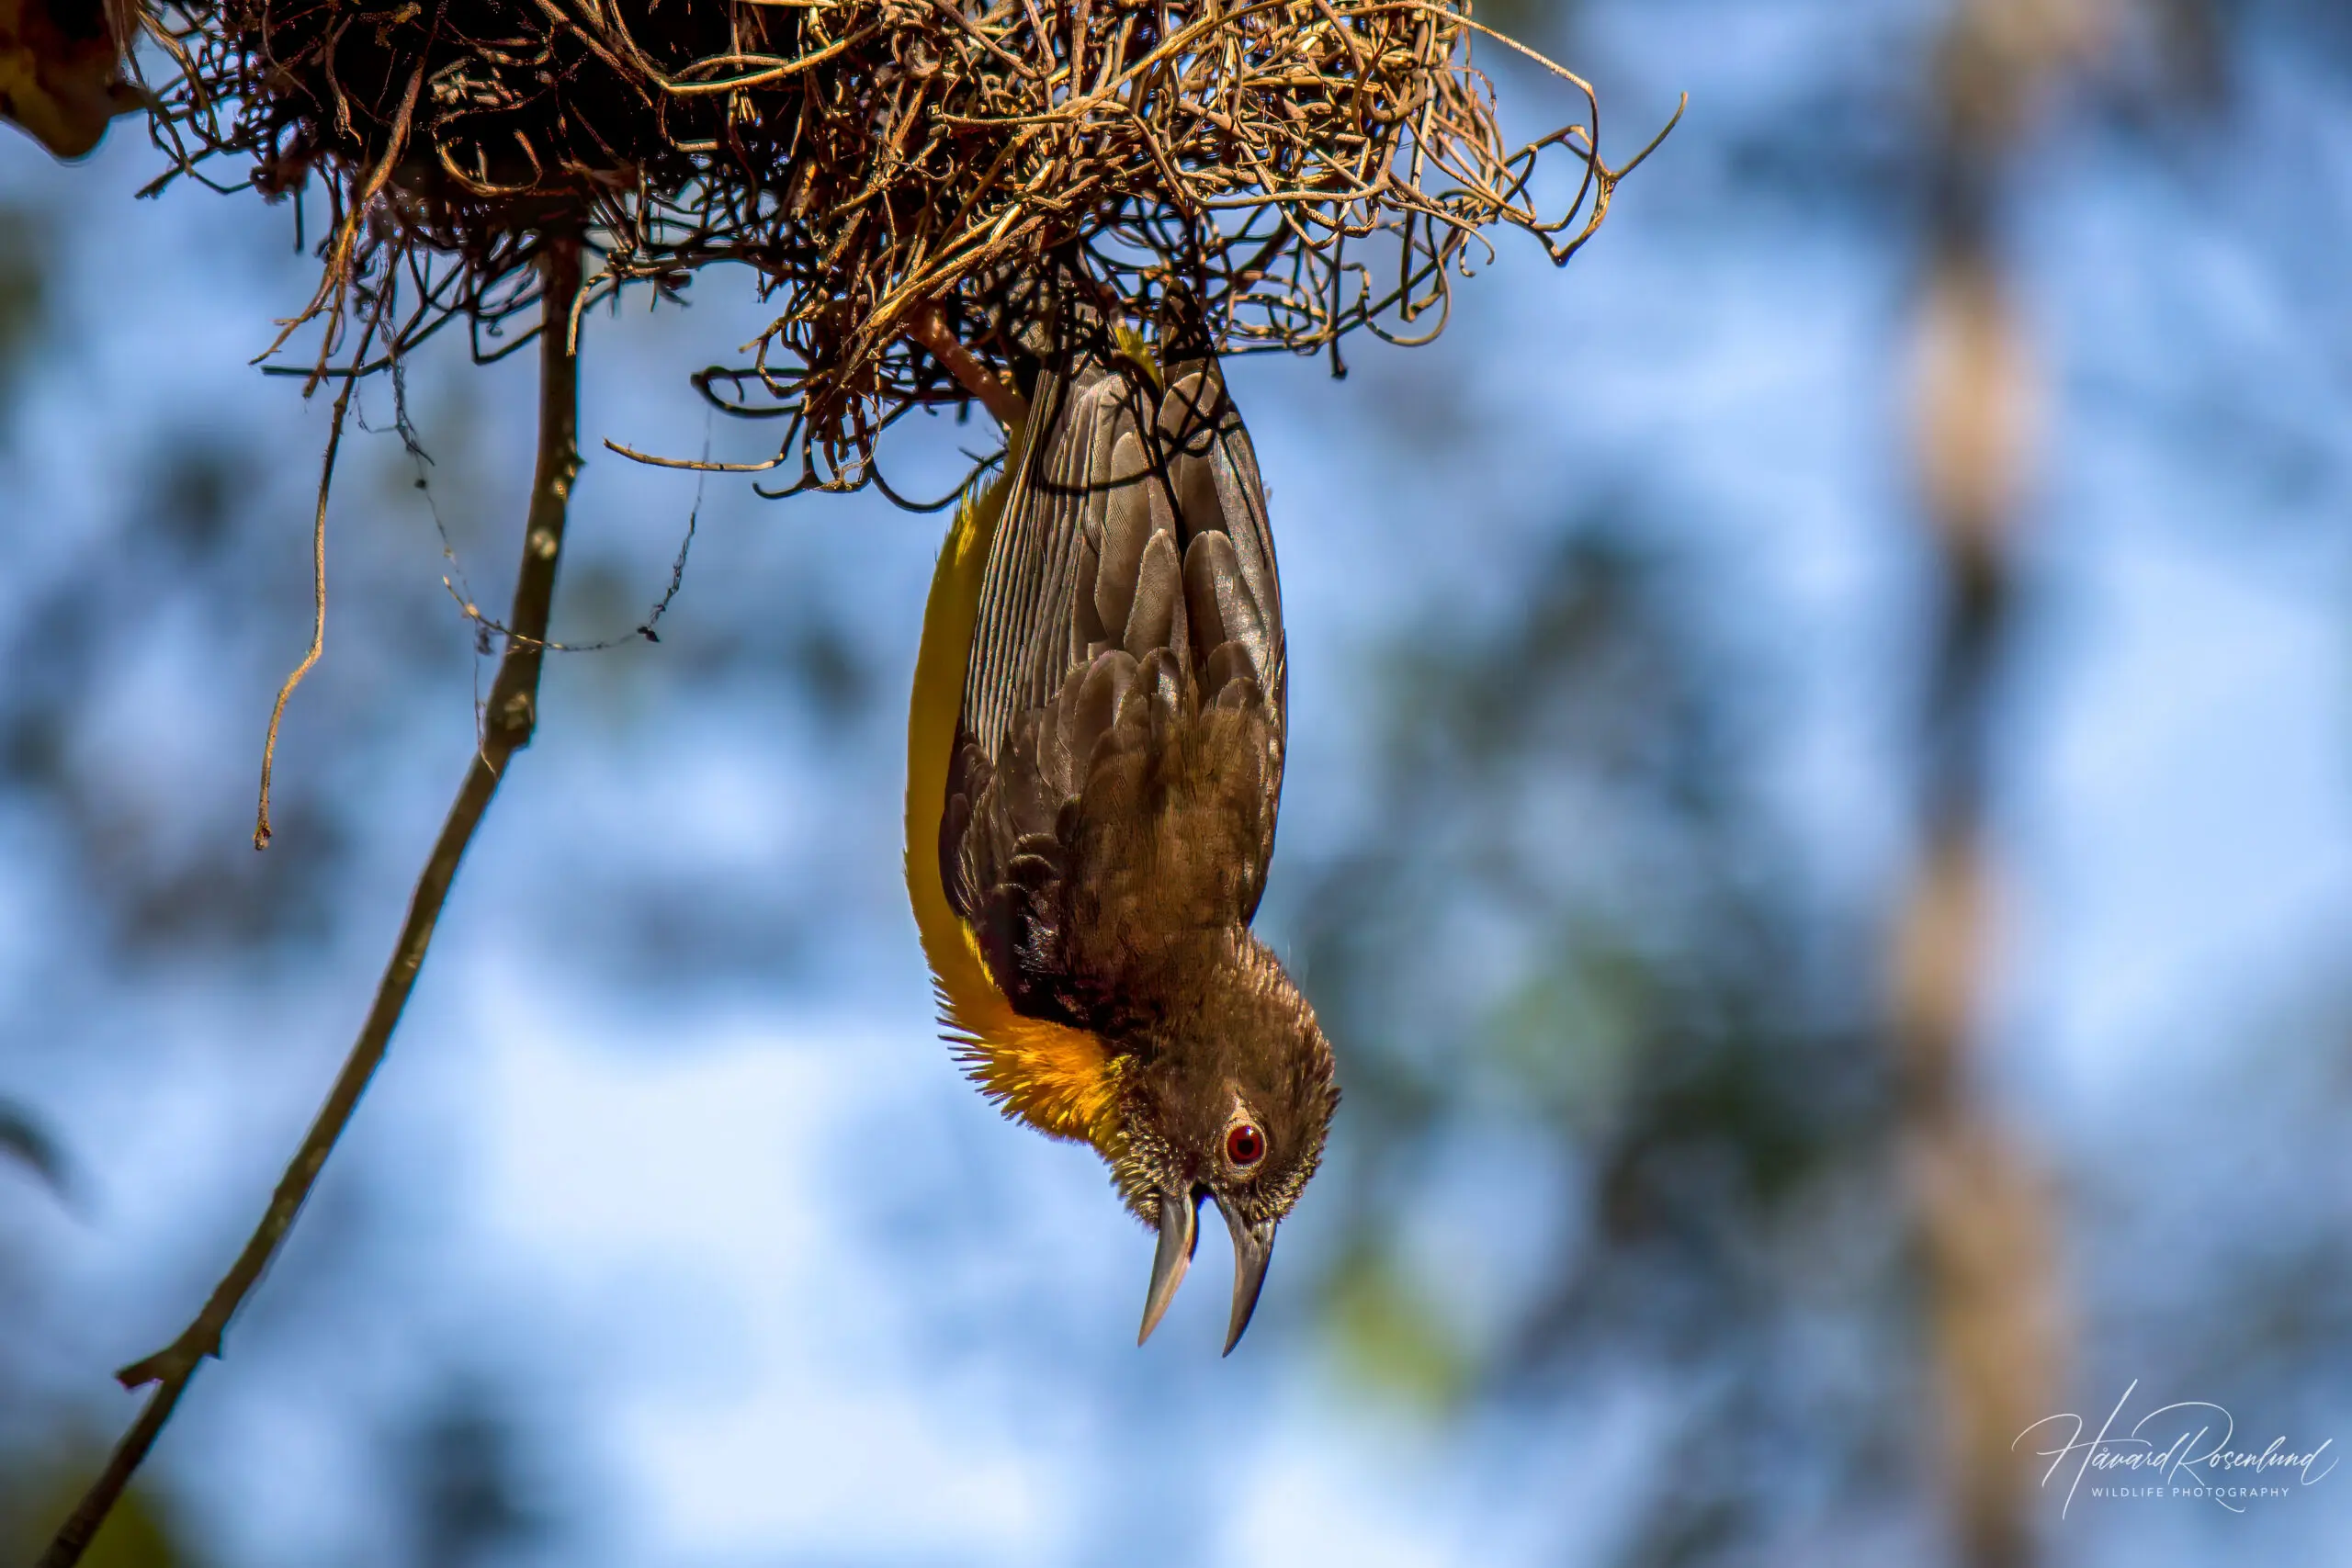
[1101,931,1337,1354]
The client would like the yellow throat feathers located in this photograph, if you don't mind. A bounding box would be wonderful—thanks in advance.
[904,402,1128,1151]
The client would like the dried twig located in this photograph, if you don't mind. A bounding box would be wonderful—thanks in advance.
[252,360,360,851]
[34,228,589,1568]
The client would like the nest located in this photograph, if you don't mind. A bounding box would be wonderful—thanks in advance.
[134,0,1667,493]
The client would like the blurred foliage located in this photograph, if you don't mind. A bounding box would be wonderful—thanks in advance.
[0,1094,67,1196]
[2,1469,200,1568]
[0,202,51,423]
[1283,6,2352,1562]
[391,1380,555,1568]
[1472,0,1579,60]
[0,423,356,958]
[1292,524,1905,1548]
[1323,1241,1472,1411]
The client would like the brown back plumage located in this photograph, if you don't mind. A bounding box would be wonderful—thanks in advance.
[939,311,1288,1037]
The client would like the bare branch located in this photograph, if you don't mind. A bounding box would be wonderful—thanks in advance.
[35,225,589,1568]
[903,302,1028,429]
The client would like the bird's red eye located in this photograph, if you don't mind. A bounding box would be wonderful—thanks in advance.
[1227,1122,1266,1166]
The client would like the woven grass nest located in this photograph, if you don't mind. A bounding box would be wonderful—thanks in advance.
[136,0,1668,492]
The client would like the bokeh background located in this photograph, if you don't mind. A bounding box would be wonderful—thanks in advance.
[5,0,2351,1563]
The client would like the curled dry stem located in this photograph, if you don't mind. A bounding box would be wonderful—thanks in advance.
[252,324,373,851]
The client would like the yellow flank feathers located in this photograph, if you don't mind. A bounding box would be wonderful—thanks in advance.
[1112,323,1160,386]
[905,442,1125,1149]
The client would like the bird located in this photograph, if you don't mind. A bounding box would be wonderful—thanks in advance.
[903,282,1337,1354]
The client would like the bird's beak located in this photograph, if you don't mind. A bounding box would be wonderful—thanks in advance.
[1213,1193,1277,1356]
[1136,1188,1201,1346]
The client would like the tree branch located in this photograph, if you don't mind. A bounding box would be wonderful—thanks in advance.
[903,301,1027,429]
[35,226,587,1568]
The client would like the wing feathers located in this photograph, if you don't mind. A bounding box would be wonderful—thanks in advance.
[1123,528,1184,663]
[944,330,1288,1017]
[1093,438,1149,650]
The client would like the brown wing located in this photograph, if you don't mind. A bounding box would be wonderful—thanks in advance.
[940,337,1286,1032]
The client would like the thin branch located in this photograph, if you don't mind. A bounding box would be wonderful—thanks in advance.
[903,301,1028,428]
[35,226,589,1568]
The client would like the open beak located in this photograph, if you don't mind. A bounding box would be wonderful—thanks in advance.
[1136,1188,1280,1352]
[1214,1193,1276,1356]
[1136,1189,1201,1346]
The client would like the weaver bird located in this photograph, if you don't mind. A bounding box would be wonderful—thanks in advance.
[904,292,1337,1353]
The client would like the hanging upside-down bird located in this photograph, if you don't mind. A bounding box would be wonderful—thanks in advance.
[904,286,1337,1354]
